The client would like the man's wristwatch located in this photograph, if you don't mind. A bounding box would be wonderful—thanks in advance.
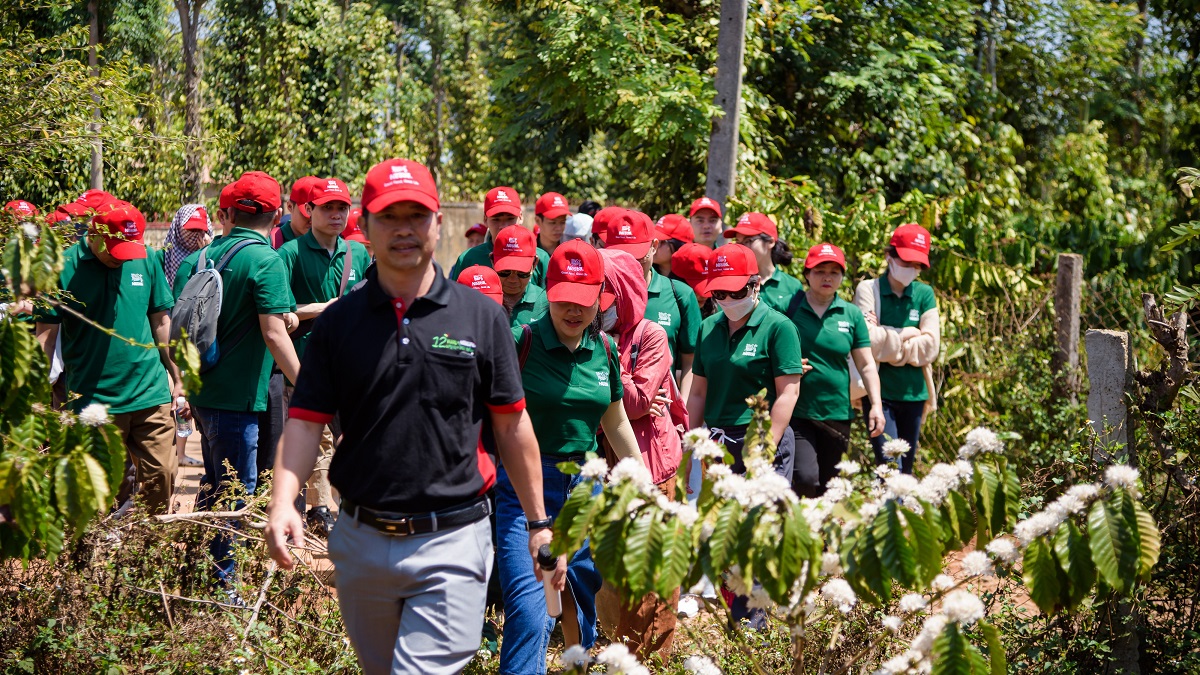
[525,517,554,531]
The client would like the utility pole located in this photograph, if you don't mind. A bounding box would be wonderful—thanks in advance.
[88,1,103,190]
[704,0,748,212]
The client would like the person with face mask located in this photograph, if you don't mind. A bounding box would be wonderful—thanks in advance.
[787,243,885,498]
[492,224,549,329]
[685,243,803,629]
[594,247,685,661]
[853,224,941,474]
[499,240,644,675]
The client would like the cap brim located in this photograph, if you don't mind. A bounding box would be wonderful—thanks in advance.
[106,239,147,260]
[345,234,369,244]
[600,291,617,311]
[182,221,209,231]
[607,241,652,259]
[723,226,760,239]
[539,207,570,220]
[894,247,930,267]
[703,274,751,293]
[484,291,504,305]
[690,206,721,217]
[547,282,602,306]
[311,194,352,206]
[484,204,522,218]
[297,202,311,218]
[493,255,536,273]
[365,189,439,214]
[804,257,846,270]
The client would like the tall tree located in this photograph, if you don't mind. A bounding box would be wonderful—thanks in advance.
[174,0,204,202]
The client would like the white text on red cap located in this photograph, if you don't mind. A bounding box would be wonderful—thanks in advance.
[384,164,417,188]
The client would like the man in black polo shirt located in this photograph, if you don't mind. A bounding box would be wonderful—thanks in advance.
[265,159,561,675]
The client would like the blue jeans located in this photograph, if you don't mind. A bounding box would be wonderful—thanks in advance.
[496,457,602,675]
[193,406,259,583]
[866,399,925,474]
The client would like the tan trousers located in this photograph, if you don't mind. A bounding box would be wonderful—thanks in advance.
[112,403,177,514]
[282,385,337,510]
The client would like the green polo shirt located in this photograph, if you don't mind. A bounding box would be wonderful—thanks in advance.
[39,239,174,414]
[450,240,550,287]
[174,228,296,412]
[517,315,623,457]
[508,283,548,330]
[277,220,297,246]
[643,269,701,359]
[788,293,870,421]
[877,274,937,402]
[693,301,805,427]
[277,231,371,360]
[759,268,805,314]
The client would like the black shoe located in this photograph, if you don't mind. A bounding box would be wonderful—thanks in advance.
[306,506,335,538]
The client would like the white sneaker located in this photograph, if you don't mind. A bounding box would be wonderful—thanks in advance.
[677,594,700,618]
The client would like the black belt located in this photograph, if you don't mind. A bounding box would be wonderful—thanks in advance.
[341,496,491,537]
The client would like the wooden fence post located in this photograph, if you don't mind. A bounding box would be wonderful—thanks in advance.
[1053,253,1083,403]
[1085,329,1133,461]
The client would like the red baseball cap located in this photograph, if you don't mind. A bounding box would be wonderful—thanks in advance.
[456,265,504,305]
[77,189,115,211]
[228,171,282,214]
[535,192,570,219]
[655,213,693,243]
[689,196,722,217]
[890,223,931,267]
[725,212,778,240]
[6,200,38,219]
[218,181,236,209]
[343,208,367,244]
[182,206,210,231]
[309,177,352,206]
[465,223,487,239]
[703,243,758,294]
[804,242,846,271]
[591,206,626,244]
[47,206,73,224]
[671,242,711,300]
[361,159,439,213]
[91,200,147,260]
[605,210,653,259]
[492,225,538,273]
[289,176,321,217]
[484,187,522,218]
[546,239,605,305]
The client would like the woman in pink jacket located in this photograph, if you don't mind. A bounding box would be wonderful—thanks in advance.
[597,247,686,660]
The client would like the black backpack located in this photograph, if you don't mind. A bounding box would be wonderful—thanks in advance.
[169,240,266,372]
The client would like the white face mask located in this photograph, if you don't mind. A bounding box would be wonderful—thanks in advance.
[888,259,920,287]
[600,305,618,333]
[716,294,756,322]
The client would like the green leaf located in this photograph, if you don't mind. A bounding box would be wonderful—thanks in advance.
[556,461,581,475]
[1088,496,1134,593]
[552,483,593,556]
[1130,498,1160,579]
[875,501,918,588]
[622,513,655,596]
[974,463,1000,547]
[979,621,1007,675]
[658,519,693,597]
[1054,520,1095,609]
[908,501,943,587]
[1023,538,1062,616]
[843,525,890,605]
[931,621,970,675]
[705,500,741,576]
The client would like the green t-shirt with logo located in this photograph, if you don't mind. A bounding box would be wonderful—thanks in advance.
[759,268,805,315]
[277,230,371,361]
[877,274,937,402]
[788,293,871,421]
[39,239,174,414]
[693,301,805,427]
[174,228,296,412]
[509,282,548,330]
[516,315,623,457]
[450,239,549,287]
[643,269,701,359]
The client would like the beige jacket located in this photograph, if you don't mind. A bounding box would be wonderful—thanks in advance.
[853,278,941,419]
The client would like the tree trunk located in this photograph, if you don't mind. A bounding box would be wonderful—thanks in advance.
[705,0,748,213]
[176,0,205,203]
[1129,0,1148,147]
[88,1,104,190]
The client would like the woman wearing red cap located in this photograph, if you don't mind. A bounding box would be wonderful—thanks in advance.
[686,242,804,629]
[786,243,885,497]
[854,224,941,474]
[496,240,644,674]
[724,212,803,314]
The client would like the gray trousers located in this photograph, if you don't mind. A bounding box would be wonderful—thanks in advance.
[328,512,492,675]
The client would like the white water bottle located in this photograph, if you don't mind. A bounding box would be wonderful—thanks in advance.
[537,544,561,618]
[175,396,192,438]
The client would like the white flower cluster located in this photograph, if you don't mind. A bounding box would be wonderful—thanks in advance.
[607,457,656,494]
[876,613,949,674]
[653,492,700,527]
[800,498,831,534]
[931,574,955,592]
[1104,465,1140,496]
[910,462,973,508]
[876,588,988,673]
[594,644,649,675]
[958,427,1004,460]
[898,593,928,614]
[746,587,775,611]
[22,222,40,240]
[560,645,591,670]
[959,550,994,578]
[1013,482,1102,545]
[941,589,986,625]
[835,460,861,476]
[821,551,843,576]
[985,537,1019,564]
[711,468,796,509]
[683,427,711,448]
[725,566,750,597]
[820,578,857,613]
[822,477,854,504]
[691,437,727,462]
[580,458,609,481]
[683,655,723,675]
[882,438,911,459]
[882,615,904,633]
[78,403,111,427]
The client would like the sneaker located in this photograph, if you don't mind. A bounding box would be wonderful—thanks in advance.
[180,455,203,467]
[677,594,700,618]
[224,588,248,609]
[306,506,335,538]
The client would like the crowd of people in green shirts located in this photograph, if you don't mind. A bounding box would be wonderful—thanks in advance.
[2,167,940,673]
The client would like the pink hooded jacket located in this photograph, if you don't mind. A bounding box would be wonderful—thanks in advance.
[599,249,684,485]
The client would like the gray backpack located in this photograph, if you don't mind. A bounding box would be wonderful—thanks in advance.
[170,240,265,373]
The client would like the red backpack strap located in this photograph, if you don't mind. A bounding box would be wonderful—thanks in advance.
[629,319,650,371]
[518,324,533,370]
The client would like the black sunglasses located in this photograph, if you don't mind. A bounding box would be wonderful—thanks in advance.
[497,270,532,279]
[710,285,753,301]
